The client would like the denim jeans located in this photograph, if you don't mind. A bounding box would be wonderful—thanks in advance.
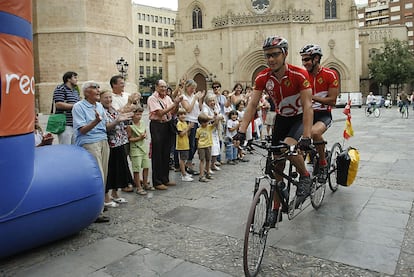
[225,141,237,161]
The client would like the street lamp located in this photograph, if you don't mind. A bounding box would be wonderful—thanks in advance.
[116,57,129,79]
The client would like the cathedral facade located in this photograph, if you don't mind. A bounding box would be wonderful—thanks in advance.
[165,0,362,93]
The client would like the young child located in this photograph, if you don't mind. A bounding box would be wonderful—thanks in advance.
[202,93,223,172]
[176,108,194,182]
[196,112,219,182]
[127,107,153,195]
[225,110,240,165]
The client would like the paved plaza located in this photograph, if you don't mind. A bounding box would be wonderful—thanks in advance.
[1,106,414,276]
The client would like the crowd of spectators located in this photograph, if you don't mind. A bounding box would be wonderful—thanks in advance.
[43,71,273,223]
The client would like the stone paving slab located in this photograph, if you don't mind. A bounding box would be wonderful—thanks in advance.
[261,185,414,275]
[1,108,413,277]
[14,238,141,277]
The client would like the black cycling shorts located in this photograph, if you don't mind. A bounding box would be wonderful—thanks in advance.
[272,114,303,145]
[313,111,332,129]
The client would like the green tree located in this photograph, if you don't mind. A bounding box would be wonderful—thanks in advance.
[140,74,162,91]
[368,39,414,94]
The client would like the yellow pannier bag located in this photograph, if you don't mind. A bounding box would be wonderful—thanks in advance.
[336,147,360,186]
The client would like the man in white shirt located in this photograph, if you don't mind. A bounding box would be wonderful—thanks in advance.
[110,75,130,111]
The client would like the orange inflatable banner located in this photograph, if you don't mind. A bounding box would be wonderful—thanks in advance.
[0,0,34,136]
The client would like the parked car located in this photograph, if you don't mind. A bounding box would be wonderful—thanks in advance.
[335,92,363,108]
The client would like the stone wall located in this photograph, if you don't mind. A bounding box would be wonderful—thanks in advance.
[33,0,136,113]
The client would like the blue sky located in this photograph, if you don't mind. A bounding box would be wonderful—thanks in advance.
[132,0,177,10]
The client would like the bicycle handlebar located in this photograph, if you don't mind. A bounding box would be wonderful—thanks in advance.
[250,139,315,155]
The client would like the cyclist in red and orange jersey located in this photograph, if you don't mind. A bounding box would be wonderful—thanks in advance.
[300,44,339,184]
[234,35,314,226]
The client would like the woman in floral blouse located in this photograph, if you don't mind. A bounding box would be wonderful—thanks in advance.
[100,89,134,207]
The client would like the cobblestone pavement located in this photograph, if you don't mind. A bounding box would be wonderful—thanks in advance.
[1,107,414,276]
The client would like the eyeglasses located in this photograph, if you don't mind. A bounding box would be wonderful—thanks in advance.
[264,51,283,59]
[301,57,312,62]
[87,84,100,89]
[213,86,221,89]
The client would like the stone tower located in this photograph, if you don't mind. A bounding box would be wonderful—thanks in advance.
[33,0,135,113]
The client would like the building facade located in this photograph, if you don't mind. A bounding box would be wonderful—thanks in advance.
[357,0,411,96]
[165,0,362,93]
[132,4,176,86]
[33,0,135,113]
[358,0,413,47]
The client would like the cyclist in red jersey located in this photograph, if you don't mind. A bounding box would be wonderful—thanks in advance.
[234,35,314,226]
[300,44,339,184]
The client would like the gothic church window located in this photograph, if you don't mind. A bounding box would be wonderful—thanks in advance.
[325,0,337,19]
[192,6,203,29]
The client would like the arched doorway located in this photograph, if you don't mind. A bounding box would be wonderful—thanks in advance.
[194,73,207,92]
[252,66,267,85]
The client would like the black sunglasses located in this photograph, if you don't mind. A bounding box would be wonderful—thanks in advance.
[264,51,283,59]
[302,57,312,62]
[213,86,221,89]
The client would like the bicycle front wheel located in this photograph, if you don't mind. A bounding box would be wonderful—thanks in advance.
[374,107,380,118]
[328,143,343,192]
[310,158,326,209]
[404,107,409,119]
[243,187,270,277]
[364,106,370,117]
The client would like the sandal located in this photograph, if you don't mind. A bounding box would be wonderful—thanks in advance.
[121,184,134,193]
[111,197,128,204]
[143,185,155,191]
[136,188,148,195]
[104,201,119,208]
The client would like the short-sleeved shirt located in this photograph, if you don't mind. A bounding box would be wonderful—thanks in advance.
[129,122,148,156]
[254,65,312,117]
[111,92,130,111]
[196,125,214,148]
[309,67,339,112]
[72,100,108,146]
[147,91,174,121]
[53,84,80,126]
[226,119,238,138]
[182,93,201,123]
[176,120,190,150]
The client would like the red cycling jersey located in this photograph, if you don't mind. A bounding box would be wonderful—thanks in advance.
[254,64,312,117]
[309,67,339,112]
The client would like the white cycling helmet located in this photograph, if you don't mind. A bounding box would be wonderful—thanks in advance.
[299,44,323,57]
[263,35,288,52]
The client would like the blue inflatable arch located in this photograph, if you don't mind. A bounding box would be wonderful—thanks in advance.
[0,0,104,258]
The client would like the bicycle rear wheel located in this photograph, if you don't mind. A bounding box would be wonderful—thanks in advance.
[374,107,380,118]
[328,143,343,192]
[243,187,270,277]
[404,107,408,119]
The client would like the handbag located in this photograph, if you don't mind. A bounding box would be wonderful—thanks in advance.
[46,100,66,134]
[46,114,66,134]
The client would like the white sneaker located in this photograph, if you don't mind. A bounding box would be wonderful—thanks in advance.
[208,169,215,175]
[212,166,221,171]
[182,175,194,182]
[185,173,193,177]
